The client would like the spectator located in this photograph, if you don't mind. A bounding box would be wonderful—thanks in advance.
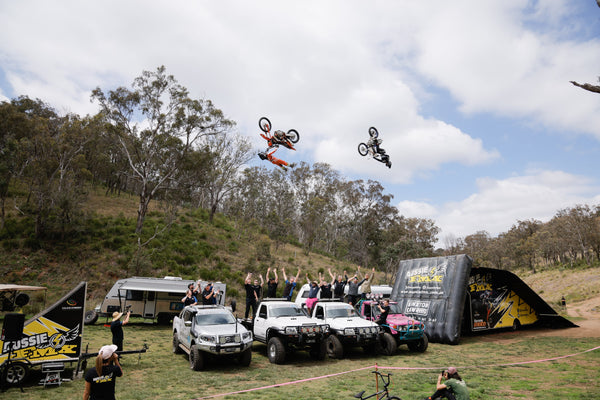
[181,289,198,307]
[319,272,333,299]
[359,267,375,299]
[346,270,366,306]
[244,273,263,319]
[83,344,123,400]
[376,299,390,325]
[282,267,301,301]
[330,268,348,300]
[305,274,320,315]
[110,310,130,352]
[266,267,279,298]
[424,367,469,400]
[201,283,216,305]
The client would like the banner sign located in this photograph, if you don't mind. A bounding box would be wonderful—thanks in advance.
[0,281,86,364]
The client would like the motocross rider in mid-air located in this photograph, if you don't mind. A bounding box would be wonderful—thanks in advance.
[258,130,296,171]
[368,136,391,168]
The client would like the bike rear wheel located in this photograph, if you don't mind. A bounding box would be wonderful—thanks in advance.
[368,126,379,138]
[259,117,271,133]
[358,143,368,156]
[286,129,299,143]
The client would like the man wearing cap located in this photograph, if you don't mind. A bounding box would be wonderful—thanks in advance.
[110,309,130,352]
[424,366,469,400]
[83,344,123,400]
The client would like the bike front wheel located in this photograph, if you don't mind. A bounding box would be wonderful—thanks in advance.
[358,143,368,156]
[387,396,402,400]
[259,117,271,133]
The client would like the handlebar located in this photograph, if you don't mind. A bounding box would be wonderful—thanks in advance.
[370,370,392,387]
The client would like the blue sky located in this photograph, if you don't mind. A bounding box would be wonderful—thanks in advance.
[1,1,599,245]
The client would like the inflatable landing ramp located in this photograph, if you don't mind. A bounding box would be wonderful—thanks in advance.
[390,255,576,344]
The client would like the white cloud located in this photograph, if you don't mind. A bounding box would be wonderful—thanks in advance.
[411,170,600,242]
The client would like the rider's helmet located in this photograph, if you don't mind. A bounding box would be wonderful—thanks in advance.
[273,130,286,140]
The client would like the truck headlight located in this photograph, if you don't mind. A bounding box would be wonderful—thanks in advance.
[242,332,253,341]
[344,328,355,336]
[200,335,216,343]
[285,327,298,335]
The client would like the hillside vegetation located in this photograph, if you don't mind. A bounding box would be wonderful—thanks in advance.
[0,185,361,310]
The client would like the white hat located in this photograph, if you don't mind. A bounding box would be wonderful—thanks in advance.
[112,311,123,322]
[98,344,118,360]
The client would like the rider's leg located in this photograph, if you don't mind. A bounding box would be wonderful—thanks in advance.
[266,149,289,169]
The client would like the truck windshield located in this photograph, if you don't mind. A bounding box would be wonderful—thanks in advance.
[271,306,304,317]
[328,307,357,318]
[372,303,402,316]
[195,313,235,325]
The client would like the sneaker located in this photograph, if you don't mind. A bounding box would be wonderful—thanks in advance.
[279,165,288,171]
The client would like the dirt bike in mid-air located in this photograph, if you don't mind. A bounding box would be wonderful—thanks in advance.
[257,117,299,171]
[358,127,391,169]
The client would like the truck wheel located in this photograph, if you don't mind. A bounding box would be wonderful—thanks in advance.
[267,337,286,364]
[4,362,29,385]
[172,332,183,354]
[309,341,327,361]
[512,319,521,331]
[325,335,344,359]
[378,332,397,356]
[238,348,252,367]
[84,310,98,325]
[189,345,204,371]
[407,334,428,352]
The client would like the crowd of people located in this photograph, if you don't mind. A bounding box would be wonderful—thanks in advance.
[239,265,378,319]
[181,281,220,307]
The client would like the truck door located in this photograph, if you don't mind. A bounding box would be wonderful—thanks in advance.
[253,304,268,341]
[144,291,156,318]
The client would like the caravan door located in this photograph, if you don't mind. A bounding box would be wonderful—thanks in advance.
[144,291,156,318]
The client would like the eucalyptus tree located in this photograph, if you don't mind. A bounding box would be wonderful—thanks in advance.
[92,66,234,234]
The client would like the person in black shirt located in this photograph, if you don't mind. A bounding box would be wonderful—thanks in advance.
[330,268,348,300]
[376,299,390,325]
[83,344,123,400]
[182,289,198,307]
[110,310,130,352]
[201,283,216,305]
[244,272,263,319]
[266,267,278,298]
[282,267,301,301]
[319,271,333,299]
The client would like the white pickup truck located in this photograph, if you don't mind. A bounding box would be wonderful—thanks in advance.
[242,299,330,364]
[309,300,383,358]
[172,305,253,370]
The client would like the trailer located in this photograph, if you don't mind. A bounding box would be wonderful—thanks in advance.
[0,282,86,387]
[86,277,227,325]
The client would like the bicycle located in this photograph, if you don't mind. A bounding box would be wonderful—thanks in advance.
[353,370,402,400]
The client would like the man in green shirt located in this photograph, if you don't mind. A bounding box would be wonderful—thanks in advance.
[424,366,469,400]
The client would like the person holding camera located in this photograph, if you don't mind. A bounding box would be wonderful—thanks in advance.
[423,367,469,400]
[83,344,123,400]
[110,309,131,352]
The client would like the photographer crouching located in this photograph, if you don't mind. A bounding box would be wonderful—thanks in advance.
[423,367,469,400]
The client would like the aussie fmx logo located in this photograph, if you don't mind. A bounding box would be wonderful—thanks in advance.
[1,316,80,361]
[406,262,448,284]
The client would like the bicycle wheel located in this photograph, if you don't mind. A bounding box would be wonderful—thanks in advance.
[286,129,299,143]
[387,396,402,400]
[358,143,368,156]
[368,126,379,138]
[259,117,271,133]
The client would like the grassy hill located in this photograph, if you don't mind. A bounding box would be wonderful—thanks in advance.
[0,186,359,312]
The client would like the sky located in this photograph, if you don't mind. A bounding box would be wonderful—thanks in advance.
[1,0,600,246]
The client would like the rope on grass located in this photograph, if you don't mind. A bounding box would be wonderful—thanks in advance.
[190,345,600,399]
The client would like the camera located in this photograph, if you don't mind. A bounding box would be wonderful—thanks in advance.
[125,304,132,311]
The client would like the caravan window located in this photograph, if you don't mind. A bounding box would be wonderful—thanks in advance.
[126,290,144,301]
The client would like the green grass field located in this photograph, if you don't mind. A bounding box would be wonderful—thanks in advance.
[5,318,599,400]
